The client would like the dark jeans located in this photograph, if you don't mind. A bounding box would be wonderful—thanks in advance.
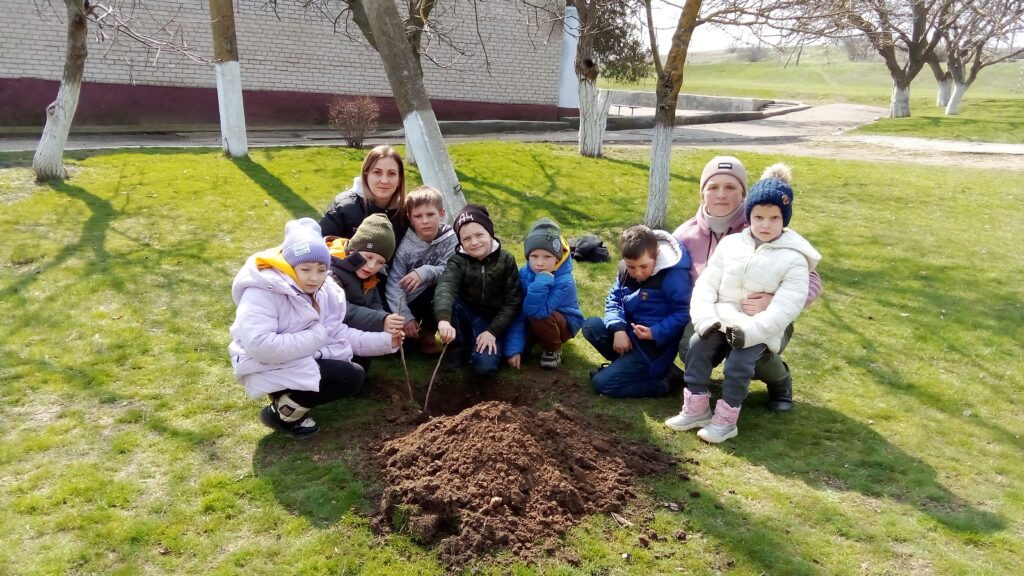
[450,299,502,376]
[286,358,365,408]
[678,322,795,386]
[581,317,670,398]
[683,331,765,408]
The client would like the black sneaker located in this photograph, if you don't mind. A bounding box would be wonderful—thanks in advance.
[260,404,319,439]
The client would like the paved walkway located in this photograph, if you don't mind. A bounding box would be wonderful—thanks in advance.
[3,103,1022,169]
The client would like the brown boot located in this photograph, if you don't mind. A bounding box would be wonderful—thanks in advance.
[418,331,442,355]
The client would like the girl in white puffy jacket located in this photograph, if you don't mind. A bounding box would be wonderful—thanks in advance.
[665,164,821,443]
[229,218,400,439]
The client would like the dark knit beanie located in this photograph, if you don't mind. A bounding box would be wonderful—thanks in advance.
[745,163,794,227]
[523,217,562,258]
[700,155,748,195]
[349,213,396,260]
[282,218,331,268]
[453,204,495,240]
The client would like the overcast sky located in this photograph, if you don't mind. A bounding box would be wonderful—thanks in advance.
[648,2,751,53]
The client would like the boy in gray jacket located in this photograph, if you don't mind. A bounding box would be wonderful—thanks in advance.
[385,185,458,354]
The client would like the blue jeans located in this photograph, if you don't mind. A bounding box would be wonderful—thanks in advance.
[581,317,670,398]
[451,299,502,377]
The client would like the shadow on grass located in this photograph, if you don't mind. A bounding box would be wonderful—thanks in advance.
[0,181,117,300]
[616,396,1007,574]
[730,402,1005,534]
[230,156,319,219]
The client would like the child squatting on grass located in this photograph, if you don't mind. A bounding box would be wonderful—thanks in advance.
[665,164,821,443]
[503,218,585,370]
[385,185,459,356]
[229,218,401,439]
[434,204,524,377]
[325,213,404,370]
[581,225,692,398]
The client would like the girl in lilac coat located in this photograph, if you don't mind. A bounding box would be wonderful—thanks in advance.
[229,218,400,438]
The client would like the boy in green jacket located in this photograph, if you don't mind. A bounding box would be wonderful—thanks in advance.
[435,204,524,376]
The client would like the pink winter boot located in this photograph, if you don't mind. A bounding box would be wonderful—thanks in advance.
[664,389,713,431]
[697,399,741,443]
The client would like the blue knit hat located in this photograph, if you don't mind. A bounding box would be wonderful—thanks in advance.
[282,218,331,268]
[745,163,794,227]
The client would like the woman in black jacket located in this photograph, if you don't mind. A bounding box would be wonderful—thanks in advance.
[319,145,409,250]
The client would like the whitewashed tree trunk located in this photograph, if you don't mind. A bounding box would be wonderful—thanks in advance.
[945,82,970,115]
[209,0,247,157]
[362,0,464,218]
[644,120,673,230]
[214,61,248,157]
[935,78,953,107]
[33,0,88,182]
[578,81,611,158]
[33,77,82,182]
[405,136,416,166]
[890,83,911,118]
[403,110,463,217]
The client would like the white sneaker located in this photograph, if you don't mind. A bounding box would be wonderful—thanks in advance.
[539,350,561,369]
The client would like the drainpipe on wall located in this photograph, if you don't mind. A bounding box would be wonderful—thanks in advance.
[556,5,580,118]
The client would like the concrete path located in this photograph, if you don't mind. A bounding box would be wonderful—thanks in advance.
[2,103,1022,170]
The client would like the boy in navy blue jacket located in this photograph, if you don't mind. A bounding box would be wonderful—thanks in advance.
[504,218,584,369]
[581,225,692,397]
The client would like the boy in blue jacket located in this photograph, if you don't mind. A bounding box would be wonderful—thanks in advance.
[581,225,692,397]
[505,218,584,370]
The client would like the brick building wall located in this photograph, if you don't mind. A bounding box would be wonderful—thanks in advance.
[0,0,565,126]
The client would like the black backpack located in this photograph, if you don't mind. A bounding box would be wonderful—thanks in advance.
[569,234,610,263]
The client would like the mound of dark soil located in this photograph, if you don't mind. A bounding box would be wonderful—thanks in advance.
[371,400,675,568]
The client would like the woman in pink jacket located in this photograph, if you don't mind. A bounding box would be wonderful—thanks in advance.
[672,156,822,412]
[229,218,400,438]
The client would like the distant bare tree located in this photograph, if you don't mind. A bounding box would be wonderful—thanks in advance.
[939,0,1024,114]
[32,1,202,182]
[704,0,959,118]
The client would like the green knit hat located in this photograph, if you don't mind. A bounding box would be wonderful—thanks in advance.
[349,214,396,260]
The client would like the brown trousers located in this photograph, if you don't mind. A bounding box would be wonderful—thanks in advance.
[527,311,570,353]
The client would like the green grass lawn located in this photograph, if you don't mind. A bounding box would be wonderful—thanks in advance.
[602,51,1024,143]
[849,98,1024,143]
[2,143,1023,575]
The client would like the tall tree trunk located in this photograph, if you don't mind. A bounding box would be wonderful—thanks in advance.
[33,0,88,183]
[209,0,248,157]
[644,0,702,230]
[890,81,911,118]
[578,80,611,157]
[945,81,971,115]
[646,117,673,229]
[936,78,952,107]
[361,0,464,218]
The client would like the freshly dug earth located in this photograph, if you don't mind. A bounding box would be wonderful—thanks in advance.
[372,400,675,568]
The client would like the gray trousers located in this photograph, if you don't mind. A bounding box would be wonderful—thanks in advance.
[678,322,793,385]
[683,331,767,408]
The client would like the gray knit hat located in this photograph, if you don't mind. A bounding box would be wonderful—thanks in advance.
[349,213,396,260]
[523,217,562,258]
[699,155,748,195]
[282,218,331,268]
